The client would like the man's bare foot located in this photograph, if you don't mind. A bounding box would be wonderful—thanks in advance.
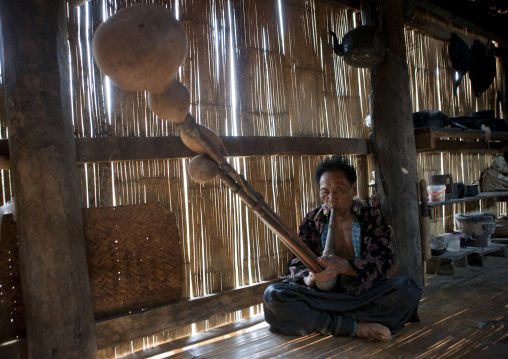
[356,322,392,342]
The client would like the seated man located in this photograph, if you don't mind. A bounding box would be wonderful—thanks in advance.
[263,156,421,342]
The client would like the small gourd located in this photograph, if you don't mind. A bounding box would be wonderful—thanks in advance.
[188,155,219,183]
[180,125,226,155]
[148,80,190,123]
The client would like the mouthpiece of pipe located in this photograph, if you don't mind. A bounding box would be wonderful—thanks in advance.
[315,208,337,291]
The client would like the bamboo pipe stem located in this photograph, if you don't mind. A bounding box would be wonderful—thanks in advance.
[216,170,321,273]
[179,114,323,274]
[315,208,338,290]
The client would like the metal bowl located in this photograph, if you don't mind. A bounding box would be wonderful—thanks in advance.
[430,241,448,256]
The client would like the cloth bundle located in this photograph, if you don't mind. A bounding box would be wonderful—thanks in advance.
[481,154,508,192]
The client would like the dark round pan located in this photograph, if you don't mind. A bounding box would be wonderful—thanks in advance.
[473,110,495,119]
[413,110,450,128]
[480,119,507,132]
[450,116,481,130]
[431,246,447,256]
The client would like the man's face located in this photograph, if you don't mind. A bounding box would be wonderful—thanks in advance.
[319,170,357,214]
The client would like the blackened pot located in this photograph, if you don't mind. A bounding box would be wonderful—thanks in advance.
[466,184,479,197]
[450,116,481,130]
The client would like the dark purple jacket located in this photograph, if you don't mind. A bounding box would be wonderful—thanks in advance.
[287,203,394,296]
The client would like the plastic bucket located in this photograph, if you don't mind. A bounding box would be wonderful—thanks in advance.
[443,233,461,251]
[427,185,446,202]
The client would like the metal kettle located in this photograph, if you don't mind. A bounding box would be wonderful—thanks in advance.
[329,26,385,68]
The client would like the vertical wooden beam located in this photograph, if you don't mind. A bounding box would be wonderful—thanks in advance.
[356,156,370,201]
[370,0,423,287]
[0,0,98,357]
[501,59,507,119]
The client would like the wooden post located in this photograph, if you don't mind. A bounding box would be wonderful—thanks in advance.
[0,0,98,357]
[370,0,423,287]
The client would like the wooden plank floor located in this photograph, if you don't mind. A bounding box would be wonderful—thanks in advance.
[168,255,508,359]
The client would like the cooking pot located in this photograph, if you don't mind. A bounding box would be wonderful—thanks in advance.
[452,183,467,199]
[431,243,447,256]
[473,110,495,119]
[480,119,507,132]
[466,184,479,197]
[329,26,385,68]
[450,116,481,130]
[430,236,447,256]
[412,110,451,129]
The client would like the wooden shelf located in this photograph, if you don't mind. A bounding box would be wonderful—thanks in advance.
[426,243,506,275]
[415,127,508,153]
[427,191,508,207]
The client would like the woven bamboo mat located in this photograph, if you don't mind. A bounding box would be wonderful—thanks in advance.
[84,202,183,319]
[0,202,183,342]
[0,214,25,342]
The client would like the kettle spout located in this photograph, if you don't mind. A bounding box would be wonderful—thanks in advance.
[328,31,344,56]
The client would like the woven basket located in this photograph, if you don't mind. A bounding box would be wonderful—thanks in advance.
[0,202,183,342]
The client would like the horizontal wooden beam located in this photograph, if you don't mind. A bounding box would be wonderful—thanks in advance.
[2,136,370,164]
[76,136,370,163]
[318,0,360,10]
[95,278,280,350]
[319,1,493,47]
[412,0,508,47]
[408,6,489,45]
[4,128,504,163]
[75,136,194,163]
[0,315,267,358]
[118,314,266,359]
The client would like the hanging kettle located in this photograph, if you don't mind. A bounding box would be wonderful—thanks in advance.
[329,26,385,68]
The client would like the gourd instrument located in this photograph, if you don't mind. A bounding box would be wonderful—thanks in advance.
[179,113,324,274]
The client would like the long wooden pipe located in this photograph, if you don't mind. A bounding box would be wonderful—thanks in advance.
[315,208,337,290]
[179,114,323,274]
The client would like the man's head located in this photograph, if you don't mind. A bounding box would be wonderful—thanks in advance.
[315,156,357,186]
[315,156,357,214]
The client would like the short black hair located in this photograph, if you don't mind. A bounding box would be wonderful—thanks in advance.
[314,156,357,185]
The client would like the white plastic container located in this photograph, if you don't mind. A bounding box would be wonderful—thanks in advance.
[443,233,461,252]
[427,185,446,202]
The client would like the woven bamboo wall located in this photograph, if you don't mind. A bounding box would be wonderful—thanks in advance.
[0,0,505,356]
[65,0,373,307]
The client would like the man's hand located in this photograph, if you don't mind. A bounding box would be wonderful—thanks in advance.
[313,254,351,281]
[303,272,316,287]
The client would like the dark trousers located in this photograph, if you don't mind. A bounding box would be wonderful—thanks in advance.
[263,276,421,337]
